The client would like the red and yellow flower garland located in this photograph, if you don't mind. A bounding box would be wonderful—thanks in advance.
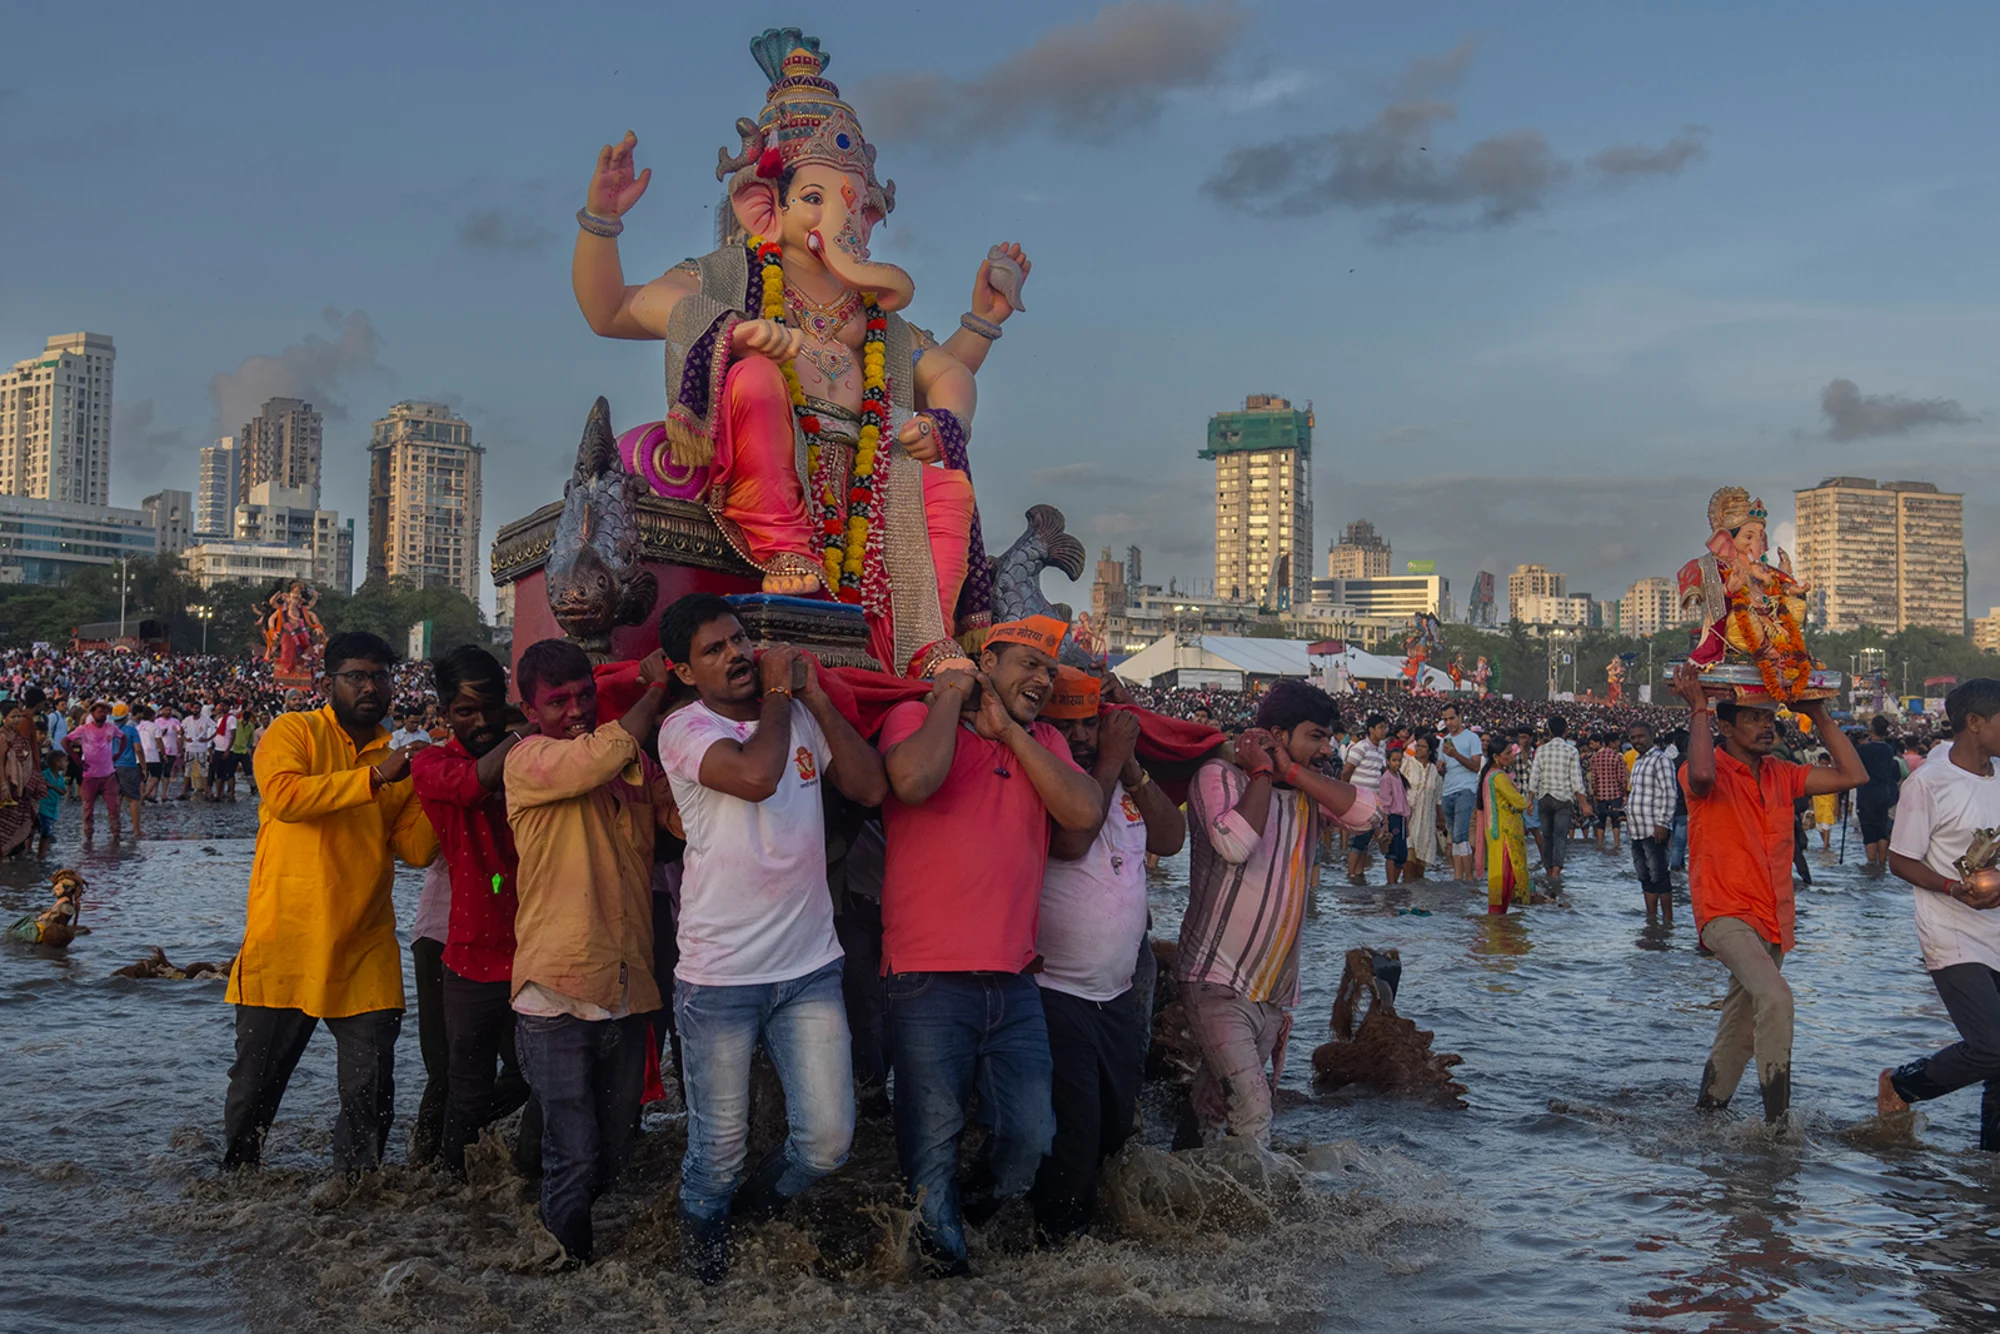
[750,236,884,604]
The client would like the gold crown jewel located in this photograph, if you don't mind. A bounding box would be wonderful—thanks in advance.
[1706,485,1752,534]
[1748,498,1769,522]
[714,28,894,219]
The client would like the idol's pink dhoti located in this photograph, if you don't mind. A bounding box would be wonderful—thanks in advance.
[707,354,976,674]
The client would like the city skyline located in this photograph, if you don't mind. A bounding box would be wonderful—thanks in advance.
[4,3,1997,615]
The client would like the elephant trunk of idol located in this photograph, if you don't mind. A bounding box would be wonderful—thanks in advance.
[808,198,914,313]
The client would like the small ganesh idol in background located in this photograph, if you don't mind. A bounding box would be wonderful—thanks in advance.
[1677,486,1819,701]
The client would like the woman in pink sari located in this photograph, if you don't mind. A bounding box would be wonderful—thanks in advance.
[1474,737,1529,915]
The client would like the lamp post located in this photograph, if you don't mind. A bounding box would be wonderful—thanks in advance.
[195,604,213,654]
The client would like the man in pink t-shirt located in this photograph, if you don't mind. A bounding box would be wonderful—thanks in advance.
[876,615,1103,1275]
[65,700,124,839]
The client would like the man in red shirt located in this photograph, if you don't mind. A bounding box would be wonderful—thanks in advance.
[877,615,1104,1275]
[410,646,539,1178]
[1674,663,1866,1122]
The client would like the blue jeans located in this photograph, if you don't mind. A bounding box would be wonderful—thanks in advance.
[886,971,1056,1262]
[1442,789,1477,848]
[675,958,855,1221]
[1669,814,1688,872]
[514,1011,649,1263]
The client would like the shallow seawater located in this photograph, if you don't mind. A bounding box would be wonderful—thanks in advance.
[4,798,1999,1333]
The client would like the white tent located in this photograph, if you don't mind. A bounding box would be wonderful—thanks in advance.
[1112,634,1464,692]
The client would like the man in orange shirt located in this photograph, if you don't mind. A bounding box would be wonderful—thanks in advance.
[1673,662,1866,1123]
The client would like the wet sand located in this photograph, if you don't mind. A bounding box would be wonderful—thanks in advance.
[4,800,1999,1332]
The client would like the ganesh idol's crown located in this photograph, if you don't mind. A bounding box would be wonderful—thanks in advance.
[714,28,895,220]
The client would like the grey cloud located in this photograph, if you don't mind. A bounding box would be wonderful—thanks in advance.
[1820,377,1974,442]
[858,0,1250,151]
[1203,42,1705,236]
[1027,462,1142,490]
[209,307,386,437]
[1586,126,1710,178]
[1395,37,1477,98]
[1375,424,1435,446]
[456,209,557,254]
[111,400,193,494]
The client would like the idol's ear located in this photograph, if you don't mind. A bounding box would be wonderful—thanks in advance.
[731,179,782,241]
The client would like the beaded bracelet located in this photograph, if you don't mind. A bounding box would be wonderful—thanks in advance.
[576,207,624,238]
[959,312,1003,341]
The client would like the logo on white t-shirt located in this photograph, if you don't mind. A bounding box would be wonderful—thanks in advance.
[793,746,818,785]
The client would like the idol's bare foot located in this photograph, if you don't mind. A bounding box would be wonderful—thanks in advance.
[761,571,822,596]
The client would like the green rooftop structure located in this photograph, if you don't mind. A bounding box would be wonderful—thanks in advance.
[1202,392,1314,459]
[1207,394,1315,612]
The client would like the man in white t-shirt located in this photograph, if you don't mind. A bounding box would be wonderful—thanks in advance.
[136,706,164,801]
[655,593,888,1285]
[1340,712,1390,881]
[1031,667,1185,1244]
[210,705,236,801]
[157,707,183,794]
[183,704,215,800]
[1877,677,2000,1150]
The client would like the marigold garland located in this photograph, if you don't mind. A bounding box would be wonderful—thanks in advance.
[748,235,884,604]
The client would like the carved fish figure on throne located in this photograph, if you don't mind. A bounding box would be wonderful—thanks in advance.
[570,28,1030,678]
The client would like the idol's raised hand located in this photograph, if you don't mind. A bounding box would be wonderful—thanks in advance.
[587,131,652,218]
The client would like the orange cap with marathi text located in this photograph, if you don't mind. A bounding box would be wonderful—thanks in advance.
[984,614,1068,659]
[1040,666,1100,721]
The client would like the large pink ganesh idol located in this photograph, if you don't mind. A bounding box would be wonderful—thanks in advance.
[571,28,1029,678]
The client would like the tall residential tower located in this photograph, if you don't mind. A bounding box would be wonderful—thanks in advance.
[367,401,483,601]
[0,332,115,505]
[1793,477,1965,632]
[237,397,323,503]
[1204,394,1313,609]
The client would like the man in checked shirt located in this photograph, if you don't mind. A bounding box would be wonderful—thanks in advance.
[1528,714,1594,882]
[1626,721,1680,924]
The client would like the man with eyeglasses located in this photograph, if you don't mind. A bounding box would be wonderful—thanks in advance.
[222,632,439,1171]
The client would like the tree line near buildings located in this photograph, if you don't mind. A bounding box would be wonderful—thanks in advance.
[1242,616,2000,708]
[0,554,493,658]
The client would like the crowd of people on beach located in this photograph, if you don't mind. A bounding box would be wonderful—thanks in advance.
[6,623,1998,1281]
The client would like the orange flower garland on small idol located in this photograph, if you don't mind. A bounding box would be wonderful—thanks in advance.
[749,235,883,604]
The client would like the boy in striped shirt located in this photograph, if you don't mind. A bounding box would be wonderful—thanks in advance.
[1175,681,1376,1145]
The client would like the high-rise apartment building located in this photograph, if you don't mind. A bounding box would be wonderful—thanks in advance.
[140,488,194,555]
[196,438,239,537]
[1507,563,1565,620]
[1620,576,1683,638]
[1204,394,1313,609]
[233,481,352,594]
[0,333,115,505]
[1326,518,1392,579]
[1975,608,2000,655]
[367,401,484,601]
[237,398,323,503]
[1794,477,1965,633]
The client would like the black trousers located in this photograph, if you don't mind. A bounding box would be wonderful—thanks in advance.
[835,896,888,1100]
[223,1004,401,1169]
[1890,963,2000,1150]
[1031,985,1144,1241]
[441,965,542,1176]
[411,936,448,1164]
[649,890,684,1095]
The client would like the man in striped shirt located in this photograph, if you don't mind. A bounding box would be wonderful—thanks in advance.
[1626,722,1679,923]
[1340,713,1390,881]
[1175,681,1377,1145]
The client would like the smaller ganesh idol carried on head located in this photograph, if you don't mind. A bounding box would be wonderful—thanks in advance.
[1677,486,1824,703]
[572,27,1031,678]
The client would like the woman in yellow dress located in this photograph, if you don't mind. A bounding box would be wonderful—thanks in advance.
[1475,737,1529,914]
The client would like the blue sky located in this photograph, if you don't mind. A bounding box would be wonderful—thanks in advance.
[5,1,1997,617]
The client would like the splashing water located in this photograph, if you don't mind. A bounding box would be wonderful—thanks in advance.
[4,803,2000,1331]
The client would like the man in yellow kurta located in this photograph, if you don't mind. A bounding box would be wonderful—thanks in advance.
[223,631,438,1170]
